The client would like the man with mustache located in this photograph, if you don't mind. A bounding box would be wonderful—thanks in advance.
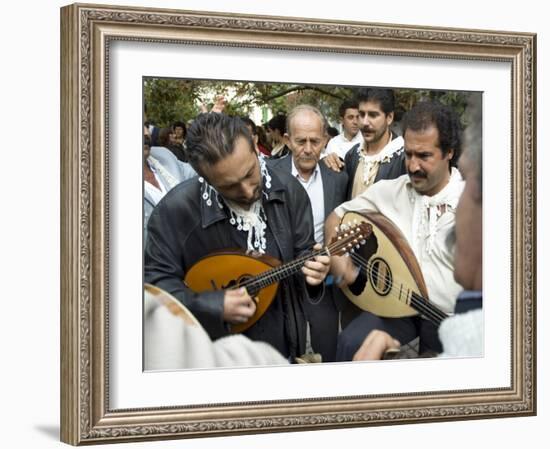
[353,103,483,360]
[145,112,330,361]
[324,100,465,361]
[269,105,349,361]
[323,88,407,200]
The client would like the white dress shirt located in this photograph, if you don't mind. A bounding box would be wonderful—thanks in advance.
[144,160,168,206]
[323,131,364,160]
[291,159,325,244]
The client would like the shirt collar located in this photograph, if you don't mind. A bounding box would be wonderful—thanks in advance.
[406,167,464,207]
[342,131,361,143]
[360,132,404,162]
[290,156,320,182]
[271,142,286,157]
[146,157,157,173]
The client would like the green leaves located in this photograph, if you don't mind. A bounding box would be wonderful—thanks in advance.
[143,78,474,129]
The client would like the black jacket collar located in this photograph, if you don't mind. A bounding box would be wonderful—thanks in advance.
[199,165,286,229]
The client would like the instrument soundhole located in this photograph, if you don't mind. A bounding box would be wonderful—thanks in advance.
[368,258,392,296]
[222,275,252,290]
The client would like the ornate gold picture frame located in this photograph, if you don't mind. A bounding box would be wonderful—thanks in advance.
[60,3,536,445]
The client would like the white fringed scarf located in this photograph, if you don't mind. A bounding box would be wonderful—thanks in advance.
[199,156,272,254]
[409,167,464,255]
[357,135,404,187]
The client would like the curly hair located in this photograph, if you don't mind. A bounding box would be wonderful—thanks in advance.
[185,113,255,174]
[401,100,462,168]
[172,120,187,137]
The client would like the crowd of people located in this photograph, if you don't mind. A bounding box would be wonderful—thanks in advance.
[142,87,483,369]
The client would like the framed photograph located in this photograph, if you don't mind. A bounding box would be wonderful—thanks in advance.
[60,3,536,445]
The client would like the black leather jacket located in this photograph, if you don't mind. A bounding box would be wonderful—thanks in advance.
[144,167,318,358]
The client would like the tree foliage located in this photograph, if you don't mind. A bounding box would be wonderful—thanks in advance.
[393,89,471,127]
[144,79,201,127]
[143,77,475,129]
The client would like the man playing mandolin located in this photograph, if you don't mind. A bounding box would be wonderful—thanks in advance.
[325,100,465,361]
[144,112,331,361]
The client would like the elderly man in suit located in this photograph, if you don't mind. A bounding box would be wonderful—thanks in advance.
[269,105,349,362]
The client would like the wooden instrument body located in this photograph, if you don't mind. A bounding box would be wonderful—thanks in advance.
[341,211,430,318]
[184,250,281,333]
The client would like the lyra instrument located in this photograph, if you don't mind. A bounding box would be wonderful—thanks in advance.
[340,212,448,326]
[184,221,372,333]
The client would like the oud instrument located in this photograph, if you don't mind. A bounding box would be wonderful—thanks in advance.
[340,212,448,326]
[184,221,372,333]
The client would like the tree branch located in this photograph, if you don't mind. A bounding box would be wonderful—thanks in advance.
[261,85,345,103]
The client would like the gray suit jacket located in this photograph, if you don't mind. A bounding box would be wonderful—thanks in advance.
[144,147,196,240]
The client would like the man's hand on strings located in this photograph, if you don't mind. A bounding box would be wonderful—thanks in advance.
[302,243,330,286]
[223,288,257,324]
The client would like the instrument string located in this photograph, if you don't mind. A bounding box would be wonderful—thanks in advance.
[348,252,448,325]
[224,225,447,326]
[242,240,347,290]
[234,227,368,294]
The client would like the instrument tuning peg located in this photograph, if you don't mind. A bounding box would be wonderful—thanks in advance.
[360,240,366,245]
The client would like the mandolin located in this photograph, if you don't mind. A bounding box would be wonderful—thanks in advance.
[184,221,372,333]
[339,211,449,326]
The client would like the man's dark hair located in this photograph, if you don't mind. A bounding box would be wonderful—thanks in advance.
[240,116,258,135]
[266,114,287,134]
[158,127,172,147]
[327,126,339,138]
[172,120,187,135]
[338,98,359,118]
[185,113,255,173]
[354,88,395,114]
[401,100,462,167]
